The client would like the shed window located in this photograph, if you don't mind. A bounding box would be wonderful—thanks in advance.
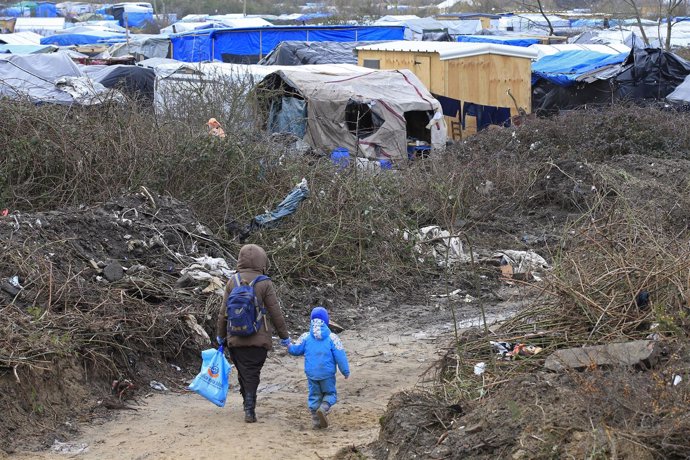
[362,59,380,69]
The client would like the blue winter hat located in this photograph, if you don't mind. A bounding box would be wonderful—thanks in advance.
[310,306,329,325]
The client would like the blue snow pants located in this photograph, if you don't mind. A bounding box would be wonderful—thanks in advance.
[307,376,337,411]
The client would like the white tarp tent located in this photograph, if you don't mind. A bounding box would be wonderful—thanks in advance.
[257,66,447,160]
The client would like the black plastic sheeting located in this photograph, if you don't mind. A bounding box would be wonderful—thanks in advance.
[422,30,453,42]
[533,47,690,114]
[258,41,377,66]
[94,66,155,104]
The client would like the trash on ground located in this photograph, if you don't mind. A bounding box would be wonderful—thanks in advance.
[405,225,470,267]
[252,178,309,230]
[491,341,543,360]
[473,362,486,375]
[51,440,89,455]
[149,380,169,392]
[183,314,211,347]
[673,374,683,386]
[493,250,550,281]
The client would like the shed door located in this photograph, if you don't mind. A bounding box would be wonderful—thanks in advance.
[413,55,431,89]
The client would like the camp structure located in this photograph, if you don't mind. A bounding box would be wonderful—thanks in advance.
[532,47,690,113]
[0,53,121,104]
[170,25,405,63]
[356,40,537,138]
[255,65,447,161]
[258,41,375,66]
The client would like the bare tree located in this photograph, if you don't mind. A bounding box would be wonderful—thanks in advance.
[621,0,651,45]
[517,0,555,35]
[659,0,688,50]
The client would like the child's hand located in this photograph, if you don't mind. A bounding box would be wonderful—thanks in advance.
[344,374,350,380]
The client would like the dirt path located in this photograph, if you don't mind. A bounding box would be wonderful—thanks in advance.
[8,316,457,460]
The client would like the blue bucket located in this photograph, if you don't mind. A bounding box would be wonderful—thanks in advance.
[330,147,350,169]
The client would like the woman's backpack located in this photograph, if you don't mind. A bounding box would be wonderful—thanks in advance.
[226,273,269,337]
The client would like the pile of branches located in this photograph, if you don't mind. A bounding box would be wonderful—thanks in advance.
[431,195,690,458]
[0,191,231,384]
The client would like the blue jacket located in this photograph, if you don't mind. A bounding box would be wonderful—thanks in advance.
[288,318,350,380]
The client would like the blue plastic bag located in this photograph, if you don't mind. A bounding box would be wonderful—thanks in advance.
[187,346,231,407]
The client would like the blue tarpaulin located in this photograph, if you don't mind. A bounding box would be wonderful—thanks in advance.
[252,179,310,229]
[41,30,126,46]
[171,30,211,61]
[2,7,25,17]
[36,2,57,17]
[532,50,628,86]
[456,35,539,47]
[123,11,153,28]
[172,25,404,63]
[211,26,404,62]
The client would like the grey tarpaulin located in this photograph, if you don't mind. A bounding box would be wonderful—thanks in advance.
[258,41,376,66]
[0,53,119,105]
[268,96,306,138]
[252,178,310,229]
[667,74,690,104]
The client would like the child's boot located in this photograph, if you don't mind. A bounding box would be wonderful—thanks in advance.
[316,402,330,428]
[310,409,321,429]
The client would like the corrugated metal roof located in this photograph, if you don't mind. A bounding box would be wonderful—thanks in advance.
[355,40,538,60]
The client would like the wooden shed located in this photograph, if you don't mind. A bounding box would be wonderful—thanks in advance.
[356,41,537,138]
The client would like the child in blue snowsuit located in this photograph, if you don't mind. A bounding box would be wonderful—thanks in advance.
[287,306,350,429]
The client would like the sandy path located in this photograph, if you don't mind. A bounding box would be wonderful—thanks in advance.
[10,319,453,460]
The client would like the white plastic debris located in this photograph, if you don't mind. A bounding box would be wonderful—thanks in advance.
[183,314,211,347]
[493,250,550,276]
[408,225,470,267]
[149,380,169,392]
[51,440,89,455]
[473,362,486,376]
[9,275,22,289]
[181,256,234,280]
[673,375,683,386]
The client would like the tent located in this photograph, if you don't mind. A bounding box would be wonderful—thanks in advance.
[532,47,690,113]
[0,43,55,53]
[107,34,170,59]
[256,66,447,160]
[41,29,126,45]
[0,53,119,104]
[0,31,42,44]
[13,17,64,35]
[532,50,628,86]
[80,64,154,102]
[374,16,450,40]
[170,25,405,63]
[666,74,690,104]
[457,35,539,47]
[110,4,154,28]
[530,43,631,60]
[259,41,376,66]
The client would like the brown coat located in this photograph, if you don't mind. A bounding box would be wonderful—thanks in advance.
[216,244,289,350]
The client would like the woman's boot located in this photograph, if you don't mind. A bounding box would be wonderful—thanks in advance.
[244,392,257,423]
